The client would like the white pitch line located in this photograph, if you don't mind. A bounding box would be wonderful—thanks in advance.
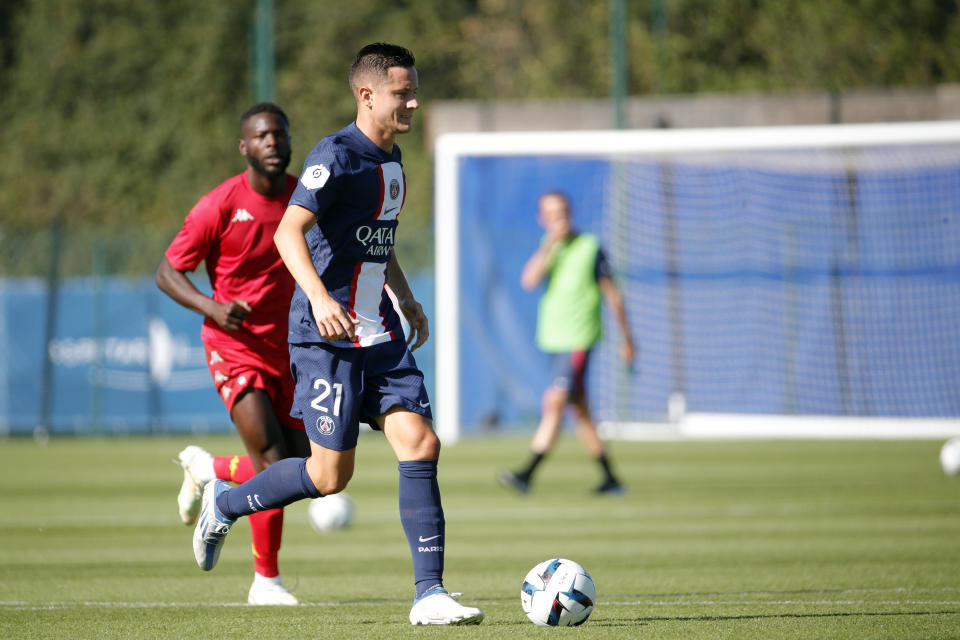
[4,596,960,611]
[0,601,356,610]
[606,600,960,607]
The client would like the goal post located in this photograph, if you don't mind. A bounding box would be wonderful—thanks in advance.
[433,121,960,444]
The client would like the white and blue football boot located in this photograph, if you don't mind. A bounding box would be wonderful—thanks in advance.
[193,479,235,571]
[409,587,484,625]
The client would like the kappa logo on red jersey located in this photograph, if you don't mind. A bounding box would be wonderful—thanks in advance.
[231,208,254,222]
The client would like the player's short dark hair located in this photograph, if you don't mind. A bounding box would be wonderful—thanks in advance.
[349,43,415,92]
[240,102,289,129]
[540,190,572,206]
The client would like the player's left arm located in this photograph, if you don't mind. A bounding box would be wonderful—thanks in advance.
[386,251,429,351]
[597,275,636,364]
[595,247,635,364]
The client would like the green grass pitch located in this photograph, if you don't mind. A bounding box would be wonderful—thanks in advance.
[1,433,959,639]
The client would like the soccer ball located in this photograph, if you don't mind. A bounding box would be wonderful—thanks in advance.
[520,558,595,626]
[940,437,960,475]
[307,492,354,532]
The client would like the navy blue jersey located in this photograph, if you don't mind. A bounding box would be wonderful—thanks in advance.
[288,123,407,348]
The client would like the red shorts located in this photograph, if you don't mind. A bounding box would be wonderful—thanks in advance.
[204,341,303,431]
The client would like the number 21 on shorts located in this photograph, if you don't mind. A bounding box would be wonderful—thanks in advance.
[310,378,342,416]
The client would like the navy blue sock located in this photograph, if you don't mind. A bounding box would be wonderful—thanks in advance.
[217,457,321,520]
[398,460,445,598]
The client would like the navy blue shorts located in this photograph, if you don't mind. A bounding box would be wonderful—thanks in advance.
[289,339,432,451]
[548,350,591,402]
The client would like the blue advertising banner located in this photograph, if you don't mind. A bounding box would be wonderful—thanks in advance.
[0,273,436,436]
[1,276,227,434]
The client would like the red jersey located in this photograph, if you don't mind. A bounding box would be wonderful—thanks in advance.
[165,172,297,357]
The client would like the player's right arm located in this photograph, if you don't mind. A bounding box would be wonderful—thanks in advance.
[520,236,560,291]
[160,186,253,331]
[155,256,251,331]
[274,204,357,341]
[595,248,636,365]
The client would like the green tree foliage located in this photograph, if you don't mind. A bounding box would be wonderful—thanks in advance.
[1,0,959,276]
[0,1,253,274]
[638,0,960,93]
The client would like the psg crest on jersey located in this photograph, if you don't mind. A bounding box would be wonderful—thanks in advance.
[317,415,336,436]
[389,178,400,200]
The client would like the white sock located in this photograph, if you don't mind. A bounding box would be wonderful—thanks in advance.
[253,572,283,587]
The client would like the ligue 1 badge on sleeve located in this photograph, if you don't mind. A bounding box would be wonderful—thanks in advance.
[301,163,331,190]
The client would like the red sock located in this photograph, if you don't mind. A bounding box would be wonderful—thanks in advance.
[212,455,284,576]
[249,508,284,577]
[213,455,255,483]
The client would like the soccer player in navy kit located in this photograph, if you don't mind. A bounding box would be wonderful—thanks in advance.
[191,43,483,626]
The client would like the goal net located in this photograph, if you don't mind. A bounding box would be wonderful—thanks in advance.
[433,122,960,443]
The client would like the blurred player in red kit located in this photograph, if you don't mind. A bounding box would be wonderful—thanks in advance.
[156,102,309,605]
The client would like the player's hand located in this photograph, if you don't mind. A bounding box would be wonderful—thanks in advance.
[398,297,429,351]
[312,294,358,342]
[620,338,636,365]
[214,299,252,331]
[544,216,571,244]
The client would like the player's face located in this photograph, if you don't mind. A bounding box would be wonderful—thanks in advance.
[370,66,419,136]
[240,112,292,178]
[538,194,572,239]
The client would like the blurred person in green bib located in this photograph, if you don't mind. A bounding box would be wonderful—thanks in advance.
[499,191,635,495]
